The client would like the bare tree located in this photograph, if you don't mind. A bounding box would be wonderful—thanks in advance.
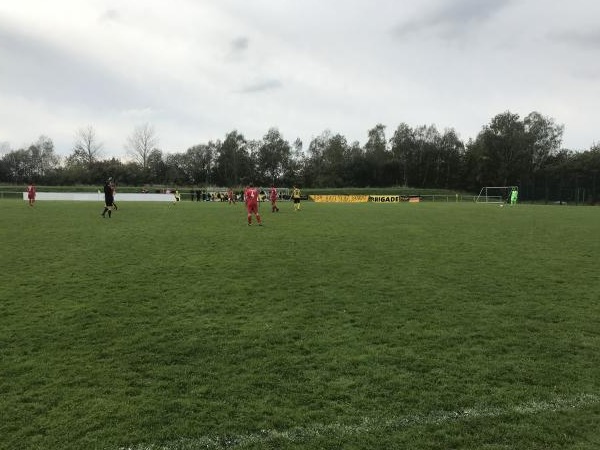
[126,123,159,169]
[69,125,103,167]
[0,141,11,156]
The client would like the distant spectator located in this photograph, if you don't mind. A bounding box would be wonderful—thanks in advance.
[227,188,236,205]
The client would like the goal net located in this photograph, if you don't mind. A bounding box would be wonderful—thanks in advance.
[475,186,513,204]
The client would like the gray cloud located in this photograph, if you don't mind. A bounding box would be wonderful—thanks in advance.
[226,36,250,62]
[231,36,249,52]
[0,22,146,110]
[237,79,283,93]
[550,29,600,51]
[99,9,120,23]
[392,0,512,40]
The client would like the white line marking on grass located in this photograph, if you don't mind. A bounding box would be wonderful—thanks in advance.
[118,393,599,450]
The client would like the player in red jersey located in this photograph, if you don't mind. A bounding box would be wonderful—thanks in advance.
[26,182,36,206]
[244,183,262,226]
[269,185,279,212]
[227,187,236,205]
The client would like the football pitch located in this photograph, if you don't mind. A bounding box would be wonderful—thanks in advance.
[1,199,599,449]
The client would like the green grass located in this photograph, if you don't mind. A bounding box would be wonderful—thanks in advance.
[1,199,599,450]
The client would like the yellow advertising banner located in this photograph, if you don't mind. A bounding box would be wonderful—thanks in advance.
[309,195,369,203]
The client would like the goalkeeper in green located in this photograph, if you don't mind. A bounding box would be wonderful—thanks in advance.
[510,187,518,205]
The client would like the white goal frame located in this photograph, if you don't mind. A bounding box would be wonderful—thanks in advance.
[475,186,514,204]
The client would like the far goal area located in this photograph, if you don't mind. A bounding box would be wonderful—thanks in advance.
[475,186,516,204]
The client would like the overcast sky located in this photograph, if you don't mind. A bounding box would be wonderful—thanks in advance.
[1,0,599,158]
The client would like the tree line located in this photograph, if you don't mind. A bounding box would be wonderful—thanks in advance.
[1,111,599,203]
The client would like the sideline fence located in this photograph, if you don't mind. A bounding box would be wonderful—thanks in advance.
[417,194,477,202]
[0,191,23,200]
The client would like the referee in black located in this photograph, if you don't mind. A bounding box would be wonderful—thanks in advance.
[101,177,115,218]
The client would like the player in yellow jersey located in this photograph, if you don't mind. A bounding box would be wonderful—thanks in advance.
[291,185,301,211]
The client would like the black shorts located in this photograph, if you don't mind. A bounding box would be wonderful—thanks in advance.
[105,196,114,207]
[293,198,300,204]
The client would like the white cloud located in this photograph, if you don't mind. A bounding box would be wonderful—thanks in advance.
[0,0,598,158]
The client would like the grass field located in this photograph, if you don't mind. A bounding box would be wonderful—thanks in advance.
[1,199,599,450]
